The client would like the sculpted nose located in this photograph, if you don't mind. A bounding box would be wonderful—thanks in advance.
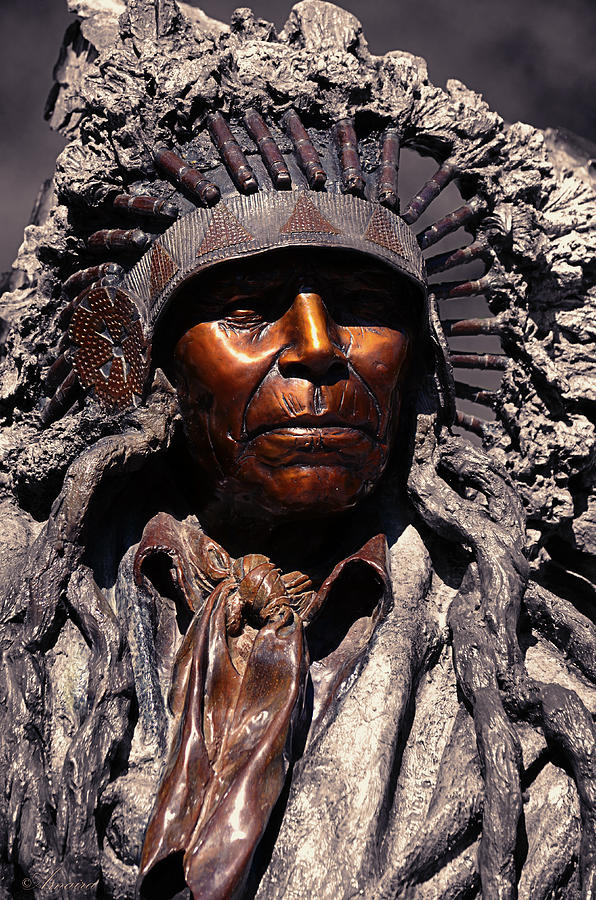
[278,292,347,381]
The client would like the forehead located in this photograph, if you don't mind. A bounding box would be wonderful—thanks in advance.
[176,247,416,296]
[156,246,425,359]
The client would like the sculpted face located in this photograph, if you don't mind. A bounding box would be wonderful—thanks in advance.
[171,248,417,521]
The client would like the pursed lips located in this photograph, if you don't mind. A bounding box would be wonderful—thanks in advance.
[243,412,377,441]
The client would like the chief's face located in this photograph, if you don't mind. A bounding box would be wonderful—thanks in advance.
[172,249,415,520]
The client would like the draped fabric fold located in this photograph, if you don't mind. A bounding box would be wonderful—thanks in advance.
[134,514,390,900]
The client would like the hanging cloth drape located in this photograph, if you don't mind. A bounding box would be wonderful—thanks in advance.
[134,513,389,899]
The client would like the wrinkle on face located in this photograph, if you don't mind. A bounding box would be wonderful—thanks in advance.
[171,249,417,522]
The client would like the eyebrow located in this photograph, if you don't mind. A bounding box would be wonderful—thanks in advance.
[201,268,289,294]
[205,264,399,295]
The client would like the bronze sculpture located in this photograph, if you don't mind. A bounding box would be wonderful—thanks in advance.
[0,1,595,898]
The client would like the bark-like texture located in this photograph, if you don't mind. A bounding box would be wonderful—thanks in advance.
[0,2,594,898]
[0,0,593,577]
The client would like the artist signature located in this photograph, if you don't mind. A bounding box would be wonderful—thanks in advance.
[21,867,99,892]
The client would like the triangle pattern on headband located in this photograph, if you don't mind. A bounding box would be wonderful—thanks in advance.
[149,243,179,299]
[197,203,255,257]
[280,193,341,235]
[364,204,406,257]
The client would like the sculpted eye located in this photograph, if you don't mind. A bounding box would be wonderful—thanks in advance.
[223,307,267,328]
[332,292,400,328]
[220,288,282,326]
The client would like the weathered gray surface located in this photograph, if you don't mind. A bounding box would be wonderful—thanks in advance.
[1,0,594,573]
[0,2,594,898]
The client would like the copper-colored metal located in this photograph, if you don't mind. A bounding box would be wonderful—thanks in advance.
[425,239,491,276]
[149,243,179,298]
[57,263,124,330]
[208,111,259,195]
[430,275,493,299]
[364,204,405,256]
[196,202,255,257]
[172,249,410,522]
[139,572,305,899]
[450,353,508,370]
[279,194,341,236]
[377,127,400,210]
[87,228,153,254]
[454,381,496,406]
[333,118,365,197]
[243,109,291,189]
[282,109,326,190]
[153,146,220,206]
[62,263,124,303]
[417,198,486,250]
[69,284,149,409]
[113,193,178,221]
[455,409,487,436]
[136,516,389,900]
[401,160,456,225]
[137,250,408,898]
[442,317,502,336]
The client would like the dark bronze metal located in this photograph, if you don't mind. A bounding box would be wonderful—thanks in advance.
[113,193,179,221]
[282,109,326,190]
[333,118,365,196]
[40,369,82,426]
[44,351,73,393]
[149,243,179,298]
[377,127,400,210]
[450,352,508,370]
[455,409,487,435]
[5,11,596,900]
[425,239,491,276]
[68,284,149,409]
[87,228,154,254]
[196,202,255,257]
[430,275,493,299]
[442,317,502,336]
[454,380,496,405]
[208,111,259,194]
[243,109,291,189]
[153,146,220,206]
[62,263,124,300]
[401,160,456,225]
[279,193,341,236]
[417,198,486,250]
[126,191,425,336]
[59,267,125,331]
[364,203,406,256]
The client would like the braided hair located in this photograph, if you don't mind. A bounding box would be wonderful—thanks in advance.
[401,406,596,897]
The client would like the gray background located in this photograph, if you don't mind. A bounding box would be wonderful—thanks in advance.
[1,0,595,275]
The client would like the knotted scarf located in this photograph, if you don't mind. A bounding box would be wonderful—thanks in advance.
[133,513,389,899]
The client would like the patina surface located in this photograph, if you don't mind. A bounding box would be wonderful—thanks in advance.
[0,2,595,899]
[171,250,414,525]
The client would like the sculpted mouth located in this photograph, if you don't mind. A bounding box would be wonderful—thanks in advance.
[245,413,376,440]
